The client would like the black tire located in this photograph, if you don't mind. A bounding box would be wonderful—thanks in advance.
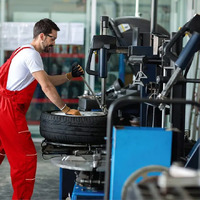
[40,111,107,144]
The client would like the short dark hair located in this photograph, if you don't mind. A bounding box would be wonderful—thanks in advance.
[33,18,60,38]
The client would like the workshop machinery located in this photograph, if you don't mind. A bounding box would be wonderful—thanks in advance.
[41,13,170,198]
[106,14,200,200]
[40,6,200,200]
[103,13,200,200]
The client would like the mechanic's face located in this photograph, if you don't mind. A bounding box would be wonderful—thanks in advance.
[41,29,57,53]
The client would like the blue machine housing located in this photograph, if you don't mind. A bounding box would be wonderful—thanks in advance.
[109,126,172,200]
[71,184,104,200]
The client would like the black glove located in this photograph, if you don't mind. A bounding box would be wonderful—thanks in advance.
[72,62,84,77]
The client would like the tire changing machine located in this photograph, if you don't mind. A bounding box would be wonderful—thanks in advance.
[103,13,200,200]
[51,11,172,199]
[70,13,200,200]
[41,10,200,200]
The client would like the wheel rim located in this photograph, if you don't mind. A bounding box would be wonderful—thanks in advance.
[51,111,106,117]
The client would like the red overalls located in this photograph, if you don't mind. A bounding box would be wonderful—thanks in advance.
[0,47,38,199]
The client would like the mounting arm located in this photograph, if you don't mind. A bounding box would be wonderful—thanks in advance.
[158,14,200,100]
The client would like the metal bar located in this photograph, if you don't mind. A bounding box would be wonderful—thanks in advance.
[175,187,192,200]
[84,0,92,86]
[59,168,63,200]
[99,16,109,112]
[171,83,186,162]
[135,0,140,17]
[89,0,97,92]
[148,183,164,200]
[81,76,107,114]
[150,0,158,47]
[150,0,158,34]
[101,78,106,109]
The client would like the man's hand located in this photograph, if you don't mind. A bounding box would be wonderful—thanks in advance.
[66,109,81,116]
[71,62,84,77]
[65,63,84,80]
[61,104,81,116]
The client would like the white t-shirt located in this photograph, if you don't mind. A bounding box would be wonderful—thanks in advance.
[6,44,44,91]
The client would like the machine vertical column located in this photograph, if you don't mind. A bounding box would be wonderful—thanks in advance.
[150,0,158,46]
[99,16,109,110]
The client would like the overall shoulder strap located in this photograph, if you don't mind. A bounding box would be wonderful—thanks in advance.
[0,47,31,88]
[12,46,31,57]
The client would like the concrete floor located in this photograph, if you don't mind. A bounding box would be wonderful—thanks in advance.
[0,141,61,200]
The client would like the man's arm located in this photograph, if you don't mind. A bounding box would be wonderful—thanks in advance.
[47,74,69,86]
[32,70,81,115]
[32,70,66,109]
[47,63,84,86]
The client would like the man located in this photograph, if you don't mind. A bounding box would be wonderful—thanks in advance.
[0,18,84,199]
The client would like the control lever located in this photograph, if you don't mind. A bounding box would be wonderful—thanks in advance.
[81,76,108,114]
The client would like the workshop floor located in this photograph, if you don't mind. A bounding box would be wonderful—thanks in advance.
[0,140,61,200]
